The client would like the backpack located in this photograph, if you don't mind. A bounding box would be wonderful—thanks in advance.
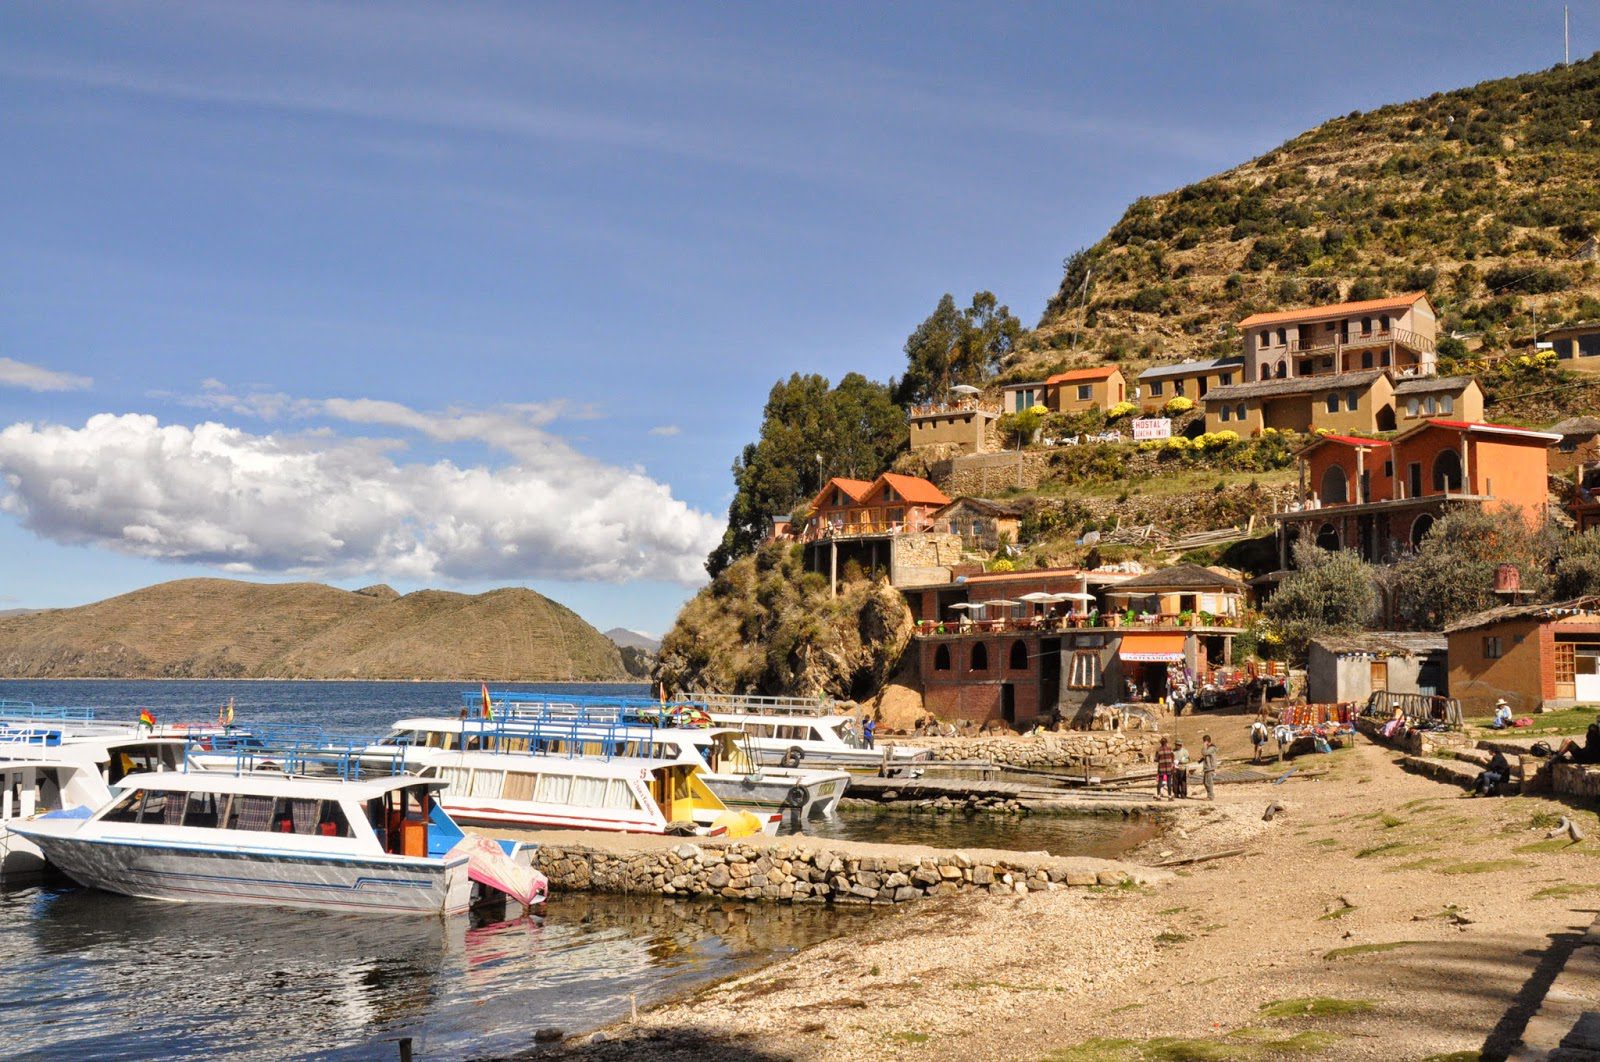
[1530,741,1552,758]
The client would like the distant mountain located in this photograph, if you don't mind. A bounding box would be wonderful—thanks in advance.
[0,608,41,618]
[605,628,660,652]
[0,578,628,681]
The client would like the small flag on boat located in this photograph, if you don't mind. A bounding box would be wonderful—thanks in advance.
[138,708,156,729]
[480,683,493,720]
[218,697,235,726]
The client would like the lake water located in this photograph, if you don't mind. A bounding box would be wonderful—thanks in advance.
[0,679,1147,1057]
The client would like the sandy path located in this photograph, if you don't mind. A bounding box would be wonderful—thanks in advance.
[544,725,1600,1061]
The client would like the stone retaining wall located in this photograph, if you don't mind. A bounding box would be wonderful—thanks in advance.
[891,732,1162,770]
[530,840,1136,905]
[1552,762,1600,799]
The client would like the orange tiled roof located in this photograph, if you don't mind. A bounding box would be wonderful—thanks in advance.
[1045,366,1120,385]
[1238,292,1430,329]
[871,472,950,506]
[809,477,873,511]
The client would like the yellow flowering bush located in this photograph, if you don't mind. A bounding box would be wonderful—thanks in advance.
[1163,396,1194,415]
[989,558,1016,573]
[1106,401,1137,420]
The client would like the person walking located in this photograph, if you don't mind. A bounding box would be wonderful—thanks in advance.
[1172,739,1190,799]
[1154,737,1174,799]
[862,717,876,750]
[1201,734,1220,801]
[1249,718,1269,764]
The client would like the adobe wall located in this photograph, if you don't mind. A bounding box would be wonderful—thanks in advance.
[889,532,963,587]
[944,450,1051,495]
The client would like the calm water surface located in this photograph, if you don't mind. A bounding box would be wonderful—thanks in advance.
[0,680,1148,1058]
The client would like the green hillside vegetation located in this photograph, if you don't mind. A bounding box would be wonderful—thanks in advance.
[1027,54,1600,375]
[0,578,627,681]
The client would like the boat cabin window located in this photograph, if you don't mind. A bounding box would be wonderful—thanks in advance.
[365,788,431,856]
[100,788,147,824]
[107,744,180,786]
[380,730,425,747]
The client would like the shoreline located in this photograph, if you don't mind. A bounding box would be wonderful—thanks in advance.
[536,723,1600,1060]
[0,676,648,684]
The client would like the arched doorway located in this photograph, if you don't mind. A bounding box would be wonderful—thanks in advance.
[934,645,951,671]
[1009,640,1028,670]
[1410,513,1435,548]
[1432,450,1463,492]
[1315,522,1341,551]
[1376,404,1396,431]
[1320,465,1349,505]
[969,643,988,672]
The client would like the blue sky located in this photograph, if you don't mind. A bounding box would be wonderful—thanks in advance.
[0,1,1590,636]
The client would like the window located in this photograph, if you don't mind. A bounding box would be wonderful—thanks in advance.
[1076,384,1092,401]
[1068,651,1102,689]
[1325,393,1339,414]
[1218,372,1233,386]
[1218,406,1230,422]
[1556,642,1578,684]
[571,775,607,807]
[1009,640,1028,670]
[1406,398,1420,417]
[1561,437,1579,453]
[1361,316,1373,336]
[934,645,951,671]
[1440,395,1454,414]
[183,791,221,829]
[100,788,145,824]
[470,769,504,798]
[1260,331,1272,347]
[1150,380,1164,396]
[535,773,573,804]
[969,643,988,672]
[1346,390,1360,411]
[1320,465,1349,505]
[1380,350,1392,366]
[1483,636,1503,660]
[603,779,638,810]
[1361,351,1373,369]
[1172,380,1185,396]
[503,771,537,802]
[1383,460,1394,477]
[1423,396,1436,414]
[1379,314,1390,332]
[882,484,899,503]
[1277,328,1287,346]
[1236,404,1246,421]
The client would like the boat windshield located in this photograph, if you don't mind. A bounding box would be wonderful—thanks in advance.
[105,743,180,786]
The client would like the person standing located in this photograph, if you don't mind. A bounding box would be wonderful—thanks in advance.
[1154,737,1175,799]
[1172,739,1190,799]
[1201,734,1220,801]
[862,717,876,750]
[1250,718,1269,763]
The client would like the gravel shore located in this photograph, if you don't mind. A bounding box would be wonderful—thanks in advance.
[540,716,1600,1060]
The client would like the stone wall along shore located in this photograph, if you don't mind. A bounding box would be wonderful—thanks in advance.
[528,836,1157,906]
[892,732,1163,771]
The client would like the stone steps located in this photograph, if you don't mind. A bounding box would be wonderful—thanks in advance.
[1399,753,1522,794]
[1509,916,1600,1060]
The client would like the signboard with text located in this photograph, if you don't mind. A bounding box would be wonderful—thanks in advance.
[1132,417,1172,440]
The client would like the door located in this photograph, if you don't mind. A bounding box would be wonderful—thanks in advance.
[1417,659,1444,698]
[1370,661,1388,694]
[1577,649,1600,702]
[1001,684,1016,727]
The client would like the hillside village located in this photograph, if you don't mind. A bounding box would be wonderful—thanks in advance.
[661,56,1600,736]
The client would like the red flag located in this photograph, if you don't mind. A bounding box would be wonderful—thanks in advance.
[480,683,493,720]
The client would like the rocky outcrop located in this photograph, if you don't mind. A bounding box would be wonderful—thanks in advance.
[654,544,914,699]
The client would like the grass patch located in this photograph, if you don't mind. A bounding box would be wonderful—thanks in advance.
[1530,811,1564,830]
[1324,941,1425,960]
[1436,859,1526,875]
[1044,1029,1337,1061]
[1309,838,1338,847]
[955,980,1062,993]
[1356,841,1428,859]
[890,1031,930,1045]
[1379,814,1405,829]
[1318,905,1357,921]
[1387,858,1448,871]
[1514,839,1588,854]
[1110,1002,1147,1015]
[1155,931,1192,945]
[1533,883,1600,899]
[1156,906,1188,916]
[1465,705,1598,735]
[1258,997,1375,1018]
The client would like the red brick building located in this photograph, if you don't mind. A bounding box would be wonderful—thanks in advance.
[1446,598,1600,715]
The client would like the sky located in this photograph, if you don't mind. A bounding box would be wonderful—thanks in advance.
[0,1,1593,637]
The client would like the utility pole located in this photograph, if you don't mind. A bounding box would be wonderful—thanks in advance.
[1068,267,1094,353]
[1567,5,1571,66]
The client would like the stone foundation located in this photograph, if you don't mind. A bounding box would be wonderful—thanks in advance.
[891,732,1162,771]
[529,838,1143,905]
[1552,762,1600,799]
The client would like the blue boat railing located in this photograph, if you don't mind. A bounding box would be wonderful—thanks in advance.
[0,701,97,723]
[417,715,676,762]
[0,725,65,747]
[186,734,407,782]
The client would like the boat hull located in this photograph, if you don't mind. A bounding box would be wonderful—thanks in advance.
[0,827,47,882]
[21,833,471,916]
[705,772,847,820]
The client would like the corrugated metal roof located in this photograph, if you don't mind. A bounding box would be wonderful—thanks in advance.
[1205,369,1386,403]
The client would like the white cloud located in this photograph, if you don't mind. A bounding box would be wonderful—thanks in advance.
[648,425,682,437]
[0,407,721,585]
[0,357,92,393]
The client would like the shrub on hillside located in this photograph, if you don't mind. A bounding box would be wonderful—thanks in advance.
[1163,396,1194,415]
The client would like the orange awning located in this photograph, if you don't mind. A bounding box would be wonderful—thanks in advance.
[1118,631,1186,663]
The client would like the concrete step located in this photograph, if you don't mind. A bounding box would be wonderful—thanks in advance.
[1400,754,1522,794]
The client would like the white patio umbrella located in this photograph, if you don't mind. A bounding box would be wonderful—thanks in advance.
[1051,591,1098,602]
[948,602,979,610]
[982,599,1021,609]
[1017,592,1056,603]
[950,384,981,395]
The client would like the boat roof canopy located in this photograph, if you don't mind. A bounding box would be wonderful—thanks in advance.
[115,770,446,801]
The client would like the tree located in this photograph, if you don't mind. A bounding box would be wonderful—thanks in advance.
[1389,506,1555,629]
[705,373,904,577]
[1553,527,1600,599]
[892,291,1022,405]
[1265,542,1380,663]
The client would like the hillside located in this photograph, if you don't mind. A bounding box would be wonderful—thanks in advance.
[605,628,660,652]
[0,578,628,681]
[1018,55,1600,378]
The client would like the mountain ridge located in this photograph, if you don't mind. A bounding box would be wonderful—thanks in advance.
[0,577,628,681]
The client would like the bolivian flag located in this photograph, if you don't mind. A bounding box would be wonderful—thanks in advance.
[480,683,494,720]
[138,708,156,729]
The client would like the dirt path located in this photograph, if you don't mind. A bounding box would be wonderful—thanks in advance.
[546,729,1600,1061]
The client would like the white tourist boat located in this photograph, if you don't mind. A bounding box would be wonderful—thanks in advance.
[405,742,780,838]
[694,695,933,771]
[0,723,189,881]
[10,759,546,915]
[379,717,849,821]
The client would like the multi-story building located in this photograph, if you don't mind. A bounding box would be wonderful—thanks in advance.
[1238,292,1438,382]
[1274,419,1558,567]
[1202,370,1397,435]
[907,399,999,454]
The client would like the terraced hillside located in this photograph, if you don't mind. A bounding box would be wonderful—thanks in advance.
[1019,55,1600,378]
[0,578,627,681]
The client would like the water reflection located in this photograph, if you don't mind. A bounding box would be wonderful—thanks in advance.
[0,883,866,1060]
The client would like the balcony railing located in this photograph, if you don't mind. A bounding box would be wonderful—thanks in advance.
[915,613,1244,636]
[802,517,937,542]
[1280,327,1435,357]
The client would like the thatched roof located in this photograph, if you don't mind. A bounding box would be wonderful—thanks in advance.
[1310,632,1446,657]
[1549,416,1600,437]
[1443,596,1600,634]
